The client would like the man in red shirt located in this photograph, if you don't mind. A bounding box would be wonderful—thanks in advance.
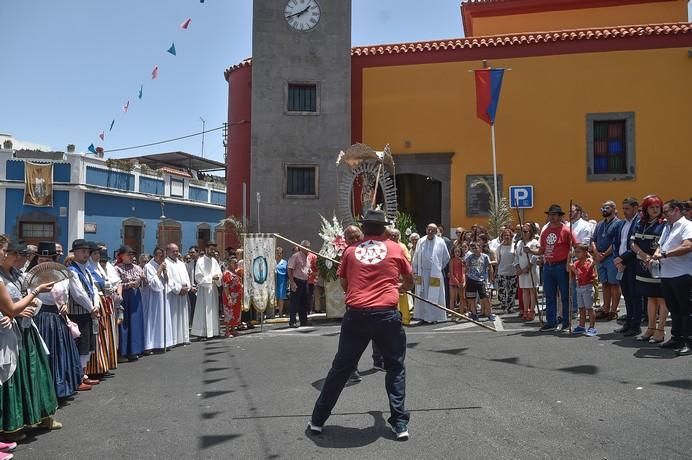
[308,209,414,441]
[532,204,577,331]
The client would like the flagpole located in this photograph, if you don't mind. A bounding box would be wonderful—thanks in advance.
[491,123,499,211]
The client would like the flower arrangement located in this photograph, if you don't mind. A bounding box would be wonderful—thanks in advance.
[316,214,347,282]
[394,211,417,245]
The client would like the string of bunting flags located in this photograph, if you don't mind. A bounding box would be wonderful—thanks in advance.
[87,2,205,155]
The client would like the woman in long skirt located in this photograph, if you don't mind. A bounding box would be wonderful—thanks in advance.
[86,246,118,376]
[115,246,145,361]
[222,258,243,337]
[31,242,83,400]
[0,238,60,441]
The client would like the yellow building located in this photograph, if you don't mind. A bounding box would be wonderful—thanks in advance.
[353,0,692,229]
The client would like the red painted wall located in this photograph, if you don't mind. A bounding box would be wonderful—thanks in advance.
[226,65,252,219]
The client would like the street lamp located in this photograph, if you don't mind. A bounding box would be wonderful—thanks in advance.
[199,117,206,158]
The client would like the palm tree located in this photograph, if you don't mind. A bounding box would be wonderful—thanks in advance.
[470,177,512,238]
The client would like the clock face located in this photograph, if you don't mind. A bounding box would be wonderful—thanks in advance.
[284,0,321,32]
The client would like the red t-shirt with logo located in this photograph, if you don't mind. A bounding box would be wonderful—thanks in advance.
[540,223,576,263]
[337,236,412,308]
[574,259,596,286]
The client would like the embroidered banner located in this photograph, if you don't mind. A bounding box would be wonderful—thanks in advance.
[243,234,276,313]
[24,161,53,207]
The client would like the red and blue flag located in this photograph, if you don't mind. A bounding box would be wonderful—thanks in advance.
[474,68,505,126]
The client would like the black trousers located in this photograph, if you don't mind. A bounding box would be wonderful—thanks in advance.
[661,274,692,340]
[620,263,644,328]
[289,279,309,326]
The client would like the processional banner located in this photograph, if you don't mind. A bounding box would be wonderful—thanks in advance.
[24,162,53,207]
[243,234,276,313]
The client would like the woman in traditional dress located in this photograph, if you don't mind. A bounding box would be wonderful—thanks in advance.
[31,241,83,400]
[222,258,243,337]
[630,195,668,343]
[86,244,117,377]
[0,238,61,442]
[496,228,518,313]
[115,246,145,361]
[275,247,288,317]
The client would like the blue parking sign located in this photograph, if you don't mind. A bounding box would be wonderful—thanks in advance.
[509,185,533,209]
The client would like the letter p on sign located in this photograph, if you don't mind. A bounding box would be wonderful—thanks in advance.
[509,185,533,209]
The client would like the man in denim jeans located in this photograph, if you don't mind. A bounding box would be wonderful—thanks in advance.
[308,209,414,441]
[531,204,577,331]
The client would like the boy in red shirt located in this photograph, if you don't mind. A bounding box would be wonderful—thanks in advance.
[569,243,598,336]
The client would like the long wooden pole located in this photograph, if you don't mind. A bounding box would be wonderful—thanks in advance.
[273,233,498,332]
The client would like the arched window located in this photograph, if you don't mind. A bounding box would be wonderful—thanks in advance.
[197,223,210,250]
[122,218,145,256]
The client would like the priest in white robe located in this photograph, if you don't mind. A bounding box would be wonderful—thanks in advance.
[191,242,223,339]
[412,223,450,323]
[142,248,174,351]
[165,243,191,346]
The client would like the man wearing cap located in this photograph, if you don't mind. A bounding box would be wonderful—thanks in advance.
[191,241,223,339]
[308,209,414,440]
[66,239,101,389]
[531,205,577,331]
[412,223,450,324]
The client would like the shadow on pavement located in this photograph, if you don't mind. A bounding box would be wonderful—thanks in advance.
[653,379,692,391]
[198,434,242,449]
[304,410,389,449]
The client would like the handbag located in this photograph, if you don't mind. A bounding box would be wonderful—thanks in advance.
[65,315,81,339]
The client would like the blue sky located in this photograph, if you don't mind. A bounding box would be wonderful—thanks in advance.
[1,1,690,163]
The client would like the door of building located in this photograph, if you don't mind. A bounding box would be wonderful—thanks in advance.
[395,174,442,234]
[157,219,181,251]
[123,225,143,256]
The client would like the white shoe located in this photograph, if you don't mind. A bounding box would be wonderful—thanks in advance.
[307,421,323,434]
[391,425,409,441]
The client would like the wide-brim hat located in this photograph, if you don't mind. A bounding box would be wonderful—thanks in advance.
[545,204,566,215]
[6,241,28,255]
[117,245,136,256]
[70,239,91,252]
[87,241,100,253]
[37,241,58,257]
[360,209,392,226]
[206,241,217,247]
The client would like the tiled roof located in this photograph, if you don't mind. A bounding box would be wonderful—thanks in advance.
[351,22,691,56]
[158,166,192,178]
[225,22,691,73]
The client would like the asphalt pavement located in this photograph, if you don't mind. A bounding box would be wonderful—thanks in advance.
[20,313,692,460]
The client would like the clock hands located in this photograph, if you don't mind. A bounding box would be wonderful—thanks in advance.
[285,3,311,20]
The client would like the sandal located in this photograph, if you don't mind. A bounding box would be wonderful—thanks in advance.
[638,327,655,341]
[650,328,665,344]
[608,311,619,321]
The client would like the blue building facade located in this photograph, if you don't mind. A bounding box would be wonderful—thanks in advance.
[0,148,227,256]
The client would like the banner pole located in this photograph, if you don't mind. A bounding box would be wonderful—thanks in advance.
[491,123,499,211]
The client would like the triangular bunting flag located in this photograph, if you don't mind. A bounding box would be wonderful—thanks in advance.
[99,131,105,141]
[88,144,96,154]
[138,84,143,99]
[181,18,191,29]
[167,42,176,56]
[152,65,159,80]
[123,100,130,113]
[109,119,115,132]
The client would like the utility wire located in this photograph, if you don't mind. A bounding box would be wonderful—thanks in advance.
[103,125,224,153]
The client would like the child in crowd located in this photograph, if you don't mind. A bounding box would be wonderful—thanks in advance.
[449,246,465,314]
[569,243,598,336]
[464,242,495,321]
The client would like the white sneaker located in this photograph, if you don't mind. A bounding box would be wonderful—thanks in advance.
[391,425,409,441]
[307,421,323,434]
